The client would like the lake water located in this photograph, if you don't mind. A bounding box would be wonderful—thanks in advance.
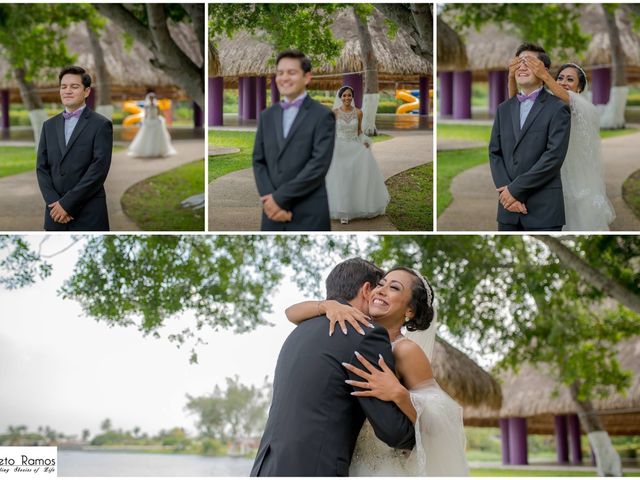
[58,450,253,477]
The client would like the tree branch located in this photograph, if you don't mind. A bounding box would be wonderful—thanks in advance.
[535,236,640,314]
[94,4,153,46]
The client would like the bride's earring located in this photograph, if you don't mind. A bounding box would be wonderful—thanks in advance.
[404,316,411,324]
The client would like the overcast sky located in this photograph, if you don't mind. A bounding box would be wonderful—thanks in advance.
[0,236,317,439]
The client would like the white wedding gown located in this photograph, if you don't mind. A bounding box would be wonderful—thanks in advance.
[325,108,390,221]
[561,91,615,230]
[128,102,176,158]
[349,339,469,476]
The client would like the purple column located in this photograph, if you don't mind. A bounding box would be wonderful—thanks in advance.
[419,75,429,116]
[1,89,9,131]
[86,88,95,110]
[342,73,363,108]
[238,77,245,121]
[554,415,569,464]
[591,67,611,105]
[270,76,280,106]
[489,70,508,116]
[241,76,251,121]
[193,101,203,128]
[208,76,224,126]
[256,76,266,114]
[439,71,453,116]
[500,418,511,465]
[453,70,472,119]
[508,417,528,465]
[568,414,583,464]
[248,76,257,120]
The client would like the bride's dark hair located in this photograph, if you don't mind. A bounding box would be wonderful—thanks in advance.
[387,267,434,332]
[338,86,355,98]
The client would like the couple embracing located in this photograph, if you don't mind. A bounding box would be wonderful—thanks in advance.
[251,258,468,477]
[490,43,615,231]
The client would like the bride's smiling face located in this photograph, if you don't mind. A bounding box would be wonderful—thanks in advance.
[369,270,415,326]
[341,89,353,107]
[557,67,581,93]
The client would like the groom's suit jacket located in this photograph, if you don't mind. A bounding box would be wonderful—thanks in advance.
[489,88,571,229]
[251,315,415,476]
[253,95,335,231]
[36,107,112,231]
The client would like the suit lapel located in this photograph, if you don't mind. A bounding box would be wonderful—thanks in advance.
[278,96,311,158]
[514,89,547,150]
[273,106,285,153]
[55,114,66,156]
[509,98,521,145]
[61,107,91,162]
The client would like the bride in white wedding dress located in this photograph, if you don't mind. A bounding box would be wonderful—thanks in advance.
[508,57,615,231]
[286,268,469,476]
[128,92,176,158]
[325,86,389,224]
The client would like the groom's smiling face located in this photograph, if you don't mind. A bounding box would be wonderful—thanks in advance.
[515,52,543,89]
[276,58,311,101]
[60,73,90,111]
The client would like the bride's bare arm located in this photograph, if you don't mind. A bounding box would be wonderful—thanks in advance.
[508,57,519,98]
[344,340,434,424]
[357,109,363,137]
[285,300,373,335]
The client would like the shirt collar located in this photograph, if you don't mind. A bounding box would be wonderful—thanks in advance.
[65,104,87,115]
[283,92,307,105]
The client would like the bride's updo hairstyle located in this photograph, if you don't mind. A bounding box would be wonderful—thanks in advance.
[387,267,434,332]
[556,63,587,93]
[338,86,355,98]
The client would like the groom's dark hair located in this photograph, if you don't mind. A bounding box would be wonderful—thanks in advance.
[276,49,312,74]
[59,66,92,88]
[515,43,551,69]
[326,258,384,301]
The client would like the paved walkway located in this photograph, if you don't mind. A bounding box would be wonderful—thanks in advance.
[0,139,204,231]
[208,130,433,231]
[438,131,640,231]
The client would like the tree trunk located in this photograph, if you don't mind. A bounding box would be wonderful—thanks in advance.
[570,381,622,476]
[85,21,113,120]
[95,4,204,109]
[599,5,627,129]
[14,67,47,148]
[373,4,432,63]
[535,236,640,314]
[354,8,379,136]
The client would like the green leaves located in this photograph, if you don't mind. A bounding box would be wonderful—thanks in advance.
[208,4,345,68]
[0,236,52,289]
[443,3,591,60]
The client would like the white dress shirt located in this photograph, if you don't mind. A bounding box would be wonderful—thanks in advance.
[282,92,307,138]
[519,86,543,129]
[64,104,86,145]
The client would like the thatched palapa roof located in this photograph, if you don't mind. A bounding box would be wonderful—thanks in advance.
[433,337,502,409]
[0,18,202,102]
[436,16,468,71]
[464,337,640,435]
[440,4,640,82]
[214,8,431,90]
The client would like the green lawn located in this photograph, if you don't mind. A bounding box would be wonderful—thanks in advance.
[0,145,126,179]
[385,162,433,231]
[438,124,492,143]
[0,147,36,178]
[208,129,392,183]
[121,159,204,231]
[437,147,487,216]
[622,169,640,219]
[471,467,639,477]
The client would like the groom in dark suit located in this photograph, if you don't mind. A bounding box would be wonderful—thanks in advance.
[251,258,415,476]
[489,43,571,231]
[37,66,112,231]
[253,50,335,231]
